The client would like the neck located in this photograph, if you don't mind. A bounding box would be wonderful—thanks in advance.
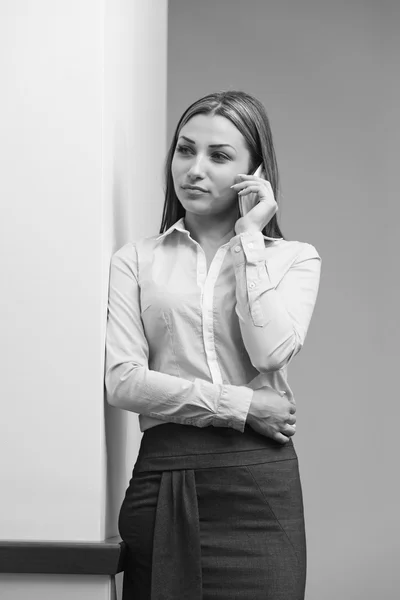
[184,210,238,247]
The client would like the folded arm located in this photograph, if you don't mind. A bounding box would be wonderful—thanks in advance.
[105,243,254,431]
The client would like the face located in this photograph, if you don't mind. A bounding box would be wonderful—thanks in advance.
[171,114,252,218]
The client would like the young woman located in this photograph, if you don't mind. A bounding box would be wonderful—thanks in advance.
[105,90,321,600]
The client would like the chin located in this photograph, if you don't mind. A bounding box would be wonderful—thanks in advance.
[183,205,213,215]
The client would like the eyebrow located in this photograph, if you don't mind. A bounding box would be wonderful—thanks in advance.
[179,135,236,151]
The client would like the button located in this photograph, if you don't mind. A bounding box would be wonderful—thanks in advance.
[234,245,241,253]
[248,242,254,249]
[249,282,256,289]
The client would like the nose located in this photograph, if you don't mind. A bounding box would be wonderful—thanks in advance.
[186,156,206,181]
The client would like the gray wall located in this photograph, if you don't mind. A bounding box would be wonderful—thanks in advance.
[168,1,399,598]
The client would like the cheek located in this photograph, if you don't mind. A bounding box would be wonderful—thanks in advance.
[214,171,237,196]
[225,188,239,206]
[215,182,238,208]
[171,150,185,170]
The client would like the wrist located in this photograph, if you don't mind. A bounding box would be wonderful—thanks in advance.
[234,223,261,235]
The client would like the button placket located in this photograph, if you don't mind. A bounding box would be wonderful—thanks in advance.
[200,246,227,385]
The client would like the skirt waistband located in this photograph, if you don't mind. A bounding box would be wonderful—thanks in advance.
[134,422,297,472]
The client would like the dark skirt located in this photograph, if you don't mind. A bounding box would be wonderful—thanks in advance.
[118,423,306,600]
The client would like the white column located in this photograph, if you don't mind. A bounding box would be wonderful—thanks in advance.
[0,0,167,597]
[103,0,168,540]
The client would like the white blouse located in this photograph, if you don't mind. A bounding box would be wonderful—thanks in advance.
[105,218,321,432]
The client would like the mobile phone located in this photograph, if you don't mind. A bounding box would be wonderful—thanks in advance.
[238,164,264,217]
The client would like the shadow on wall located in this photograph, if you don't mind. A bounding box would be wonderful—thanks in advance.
[105,398,128,539]
[104,133,130,540]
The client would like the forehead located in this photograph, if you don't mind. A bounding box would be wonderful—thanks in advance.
[179,114,246,149]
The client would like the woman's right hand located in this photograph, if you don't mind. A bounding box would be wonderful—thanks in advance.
[246,387,297,444]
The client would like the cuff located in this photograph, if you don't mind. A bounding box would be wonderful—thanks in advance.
[212,385,254,432]
[229,231,266,265]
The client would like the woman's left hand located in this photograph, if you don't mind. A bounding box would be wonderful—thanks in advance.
[232,174,278,235]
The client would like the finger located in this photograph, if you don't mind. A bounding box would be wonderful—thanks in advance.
[230,181,263,191]
[275,433,291,444]
[239,188,275,205]
[286,414,297,425]
[237,174,271,182]
[230,181,256,192]
[239,176,274,195]
[289,403,296,414]
[273,432,290,444]
[281,424,296,437]
[238,186,265,197]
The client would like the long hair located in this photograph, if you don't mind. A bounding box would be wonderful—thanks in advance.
[160,90,284,239]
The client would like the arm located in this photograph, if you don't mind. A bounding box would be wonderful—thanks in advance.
[229,231,321,373]
[105,243,254,432]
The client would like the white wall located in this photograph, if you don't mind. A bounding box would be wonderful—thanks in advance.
[103,0,168,540]
[167,1,400,598]
[0,0,105,543]
[0,0,167,598]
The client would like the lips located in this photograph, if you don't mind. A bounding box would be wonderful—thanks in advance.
[182,184,208,193]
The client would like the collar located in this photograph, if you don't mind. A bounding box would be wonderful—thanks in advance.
[156,218,189,241]
[156,217,283,242]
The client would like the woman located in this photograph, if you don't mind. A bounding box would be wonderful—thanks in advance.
[105,90,321,600]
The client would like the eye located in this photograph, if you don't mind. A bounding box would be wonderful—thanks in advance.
[211,152,231,163]
[176,144,194,156]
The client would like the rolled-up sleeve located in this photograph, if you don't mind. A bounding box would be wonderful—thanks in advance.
[229,232,321,372]
[105,243,254,431]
